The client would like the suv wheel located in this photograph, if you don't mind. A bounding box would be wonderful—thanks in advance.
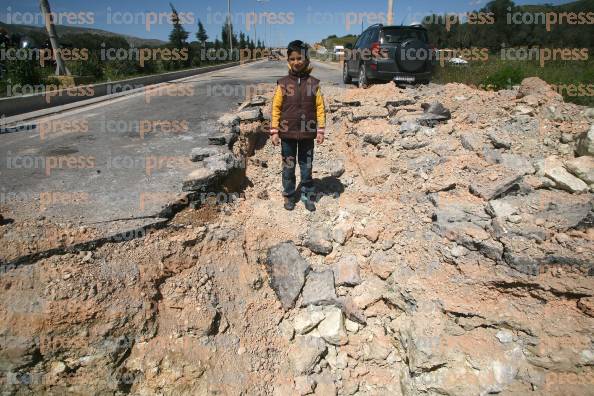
[358,65,369,89]
[342,62,352,84]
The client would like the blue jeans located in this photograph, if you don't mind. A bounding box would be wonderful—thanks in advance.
[281,138,315,199]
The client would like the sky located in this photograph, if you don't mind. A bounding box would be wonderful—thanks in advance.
[1,0,572,46]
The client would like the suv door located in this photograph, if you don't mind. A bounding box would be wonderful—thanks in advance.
[349,30,370,74]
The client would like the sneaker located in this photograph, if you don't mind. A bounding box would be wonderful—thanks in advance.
[284,196,295,211]
[301,194,316,212]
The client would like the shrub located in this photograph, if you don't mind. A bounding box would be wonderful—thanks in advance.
[481,65,525,91]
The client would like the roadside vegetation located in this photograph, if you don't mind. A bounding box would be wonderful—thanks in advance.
[0,3,265,98]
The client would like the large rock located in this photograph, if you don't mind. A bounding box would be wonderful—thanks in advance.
[370,251,396,280]
[266,242,311,310]
[575,124,594,157]
[190,147,219,162]
[351,276,385,309]
[301,270,337,307]
[516,77,562,102]
[237,108,262,122]
[333,254,361,286]
[469,173,524,200]
[486,199,517,218]
[498,154,535,175]
[288,336,327,375]
[0,336,40,371]
[417,101,451,126]
[545,165,589,193]
[460,133,485,152]
[304,227,333,255]
[565,156,594,186]
[294,307,326,335]
[217,113,240,127]
[317,306,348,345]
[328,159,345,178]
[332,222,353,245]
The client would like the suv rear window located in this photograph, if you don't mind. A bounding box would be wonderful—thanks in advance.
[381,28,427,43]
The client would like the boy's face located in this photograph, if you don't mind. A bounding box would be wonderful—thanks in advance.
[288,50,306,72]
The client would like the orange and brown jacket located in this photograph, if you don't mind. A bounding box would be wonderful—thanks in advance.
[270,65,326,140]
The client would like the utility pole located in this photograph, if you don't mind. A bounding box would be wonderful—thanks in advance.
[39,0,69,75]
[256,0,269,48]
[227,0,233,54]
[387,0,394,25]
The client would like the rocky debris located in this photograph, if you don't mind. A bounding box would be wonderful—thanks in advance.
[207,135,226,146]
[289,336,327,375]
[516,76,563,102]
[487,131,512,149]
[351,276,386,310]
[304,227,333,255]
[333,254,361,286]
[317,306,347,345]
[349,106,388,122]
[566,156,594,187]
[301,270,337,307]
[399,121,421,136]
[294,307,326,335]
[576,125,594,157]
[217,113,240,127]
[370,251,396,280]
[363,133,382,146]
[544,163,589,193]
[327,159,345,178]
[237,108,263,122]
[469,173,523,200]
[486,199,517,218]
[267,242,311,309]
[498,154,536,175]
[331,222,353,245]
[190,147,219,162]
[577,297,594,317]
[460,132,486,151]
[417,101,451,126]
[294,375,316,395]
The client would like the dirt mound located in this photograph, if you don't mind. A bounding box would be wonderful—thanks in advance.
[1,78,593,395]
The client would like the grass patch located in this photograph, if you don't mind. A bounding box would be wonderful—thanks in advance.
[433,58,594,107]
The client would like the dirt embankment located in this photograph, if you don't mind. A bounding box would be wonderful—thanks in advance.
[1,77,593,395]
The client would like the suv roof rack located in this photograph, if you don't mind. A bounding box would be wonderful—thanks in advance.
[367,23,383,29]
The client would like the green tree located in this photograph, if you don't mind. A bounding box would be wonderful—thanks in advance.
[196,19,208,45]
[169,2,189,47]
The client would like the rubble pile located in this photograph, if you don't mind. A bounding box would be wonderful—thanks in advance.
[0,77,592,395]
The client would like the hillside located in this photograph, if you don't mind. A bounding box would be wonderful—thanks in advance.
[0,22,166,47]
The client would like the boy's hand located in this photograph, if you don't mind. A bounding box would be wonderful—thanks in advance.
[316,132,325,144]
[271,133,280,146]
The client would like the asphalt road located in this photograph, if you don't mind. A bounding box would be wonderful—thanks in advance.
[0,60,344,251]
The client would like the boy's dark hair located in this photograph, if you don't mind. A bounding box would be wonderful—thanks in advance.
[287,40,309,59]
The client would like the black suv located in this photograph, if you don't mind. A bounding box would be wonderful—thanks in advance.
[343,24,435,88]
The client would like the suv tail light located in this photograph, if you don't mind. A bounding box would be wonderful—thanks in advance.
[371,42,380,57]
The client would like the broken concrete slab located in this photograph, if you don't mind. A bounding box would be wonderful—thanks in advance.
[217,113,240,127]
[288,336,327,375]
[266,242,311,310]
[301,270,337,307]
[469,173,524,200]
[575,124,594,157]
[190,147,220,162]
[237,108,263,123]
[294,307,326,335]
[460,133,485,152]
[544,166,589,193]
[304,227,333,255]
[565,156,594,186]
[317,306,348,346]
[334,254,361,286]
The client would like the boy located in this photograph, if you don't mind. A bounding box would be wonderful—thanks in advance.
[270,40,326,212]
